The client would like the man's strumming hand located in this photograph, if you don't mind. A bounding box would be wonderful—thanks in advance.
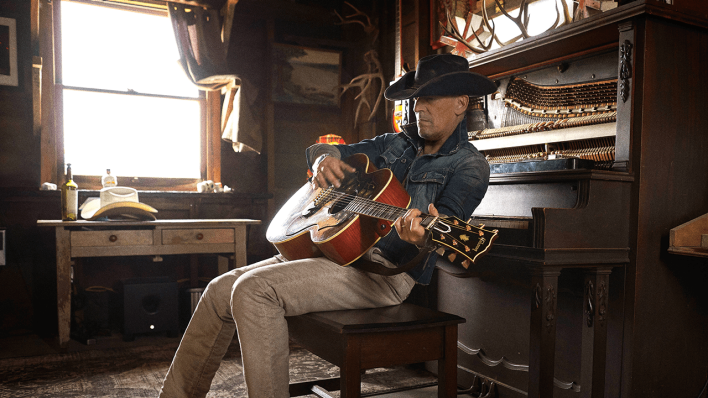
[312,156,356,189]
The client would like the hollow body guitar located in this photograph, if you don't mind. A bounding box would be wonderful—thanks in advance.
[266,153,498,268]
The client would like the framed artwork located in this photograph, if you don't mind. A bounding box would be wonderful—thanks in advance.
[271,44,341,106]
[0,17,18,87]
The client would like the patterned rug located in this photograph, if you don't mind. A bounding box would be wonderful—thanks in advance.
[0,341,437,397]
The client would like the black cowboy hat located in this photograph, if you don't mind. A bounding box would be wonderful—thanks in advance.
[384,54,496,100]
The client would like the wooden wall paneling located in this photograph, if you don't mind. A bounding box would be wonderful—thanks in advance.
[221,12,267,196]
[266,18,276,221]
[415,0,431,62]
[0,0,37,188]
[400,0,419,71]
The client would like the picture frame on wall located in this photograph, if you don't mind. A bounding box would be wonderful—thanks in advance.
[0,17,18,87]
[271,44,341,107]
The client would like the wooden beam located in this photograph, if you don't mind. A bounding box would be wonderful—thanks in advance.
[206,90,222,183]
[265,19,276,221]
[39,0,57,185]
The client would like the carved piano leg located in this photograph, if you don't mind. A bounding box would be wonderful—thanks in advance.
[580,267,612,398]
[529,267,561,398]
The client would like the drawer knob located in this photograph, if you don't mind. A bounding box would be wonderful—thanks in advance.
[109,235,118,242]
[196,233,204,240]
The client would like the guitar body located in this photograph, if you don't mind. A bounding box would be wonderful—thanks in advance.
[266,153,411,266]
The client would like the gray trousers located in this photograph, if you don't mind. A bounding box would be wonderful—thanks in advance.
[159,249,415,398]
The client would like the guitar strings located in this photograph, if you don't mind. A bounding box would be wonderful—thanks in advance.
[320,190,408,220]
[317,189,482,266]
[318,189,494,233]
[321,190,485,231]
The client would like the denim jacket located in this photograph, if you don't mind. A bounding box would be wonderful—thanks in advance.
[306,118,490,285]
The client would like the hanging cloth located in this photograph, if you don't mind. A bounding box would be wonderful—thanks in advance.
[168,1,262,153]
[168,2,235,90]
[221,77,262,153]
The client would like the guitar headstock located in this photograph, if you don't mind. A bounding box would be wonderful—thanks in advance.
[429,216,498,269]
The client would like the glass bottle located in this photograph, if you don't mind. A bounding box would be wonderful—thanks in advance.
[102,168,117,188]
[61,163,78,221]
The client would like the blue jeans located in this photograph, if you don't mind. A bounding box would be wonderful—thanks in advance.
[159,249,415,397]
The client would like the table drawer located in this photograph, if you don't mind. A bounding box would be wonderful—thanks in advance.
[162,229,234,245]
[71,230,154,247]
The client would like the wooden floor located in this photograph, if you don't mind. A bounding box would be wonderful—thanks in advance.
[0,331,180,359]
[0,332,469,398]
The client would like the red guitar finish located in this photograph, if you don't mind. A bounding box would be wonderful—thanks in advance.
[266,153,410,266]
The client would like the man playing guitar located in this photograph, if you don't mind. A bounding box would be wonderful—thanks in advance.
[160,54,496,398]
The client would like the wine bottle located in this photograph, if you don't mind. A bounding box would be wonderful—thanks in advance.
[102,168,117,188]
[61,163,78,221]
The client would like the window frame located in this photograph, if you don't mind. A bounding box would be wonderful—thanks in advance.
[42,0,221,192]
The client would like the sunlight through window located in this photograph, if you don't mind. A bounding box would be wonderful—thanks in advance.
[61,1,201,179]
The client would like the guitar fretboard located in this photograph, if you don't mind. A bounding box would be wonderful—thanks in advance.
[326,191,437,225]
[342,194,406,221]
[318,187,497,267]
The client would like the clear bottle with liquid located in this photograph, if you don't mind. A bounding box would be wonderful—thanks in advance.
[102,168,117,188]
[61,163,78,221]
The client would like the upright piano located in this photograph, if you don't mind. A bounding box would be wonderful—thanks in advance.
[428,2,708,398]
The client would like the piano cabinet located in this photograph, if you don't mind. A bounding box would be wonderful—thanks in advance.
[429,1,708,398]
[436,169,630,398]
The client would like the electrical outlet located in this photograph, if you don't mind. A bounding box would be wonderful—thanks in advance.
[0,229,5,266]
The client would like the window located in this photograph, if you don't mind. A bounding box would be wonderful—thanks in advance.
[54,0,218,190]
[449,0,575,52]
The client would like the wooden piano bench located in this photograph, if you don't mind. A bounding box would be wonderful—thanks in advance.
[286,303,465,398]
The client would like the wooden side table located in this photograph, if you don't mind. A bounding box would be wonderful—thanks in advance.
[38,219,260,347]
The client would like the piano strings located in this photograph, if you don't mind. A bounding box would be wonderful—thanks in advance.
[469,77,619,169]
[482,137,616,168]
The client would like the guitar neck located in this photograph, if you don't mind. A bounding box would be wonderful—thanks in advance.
[345,196,438,226]
[325,185,497,268]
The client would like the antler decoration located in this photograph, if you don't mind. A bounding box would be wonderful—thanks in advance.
[338,50,385,129]
[439,0,572,58]
[334,1,379,45]
[333,2,383,129]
